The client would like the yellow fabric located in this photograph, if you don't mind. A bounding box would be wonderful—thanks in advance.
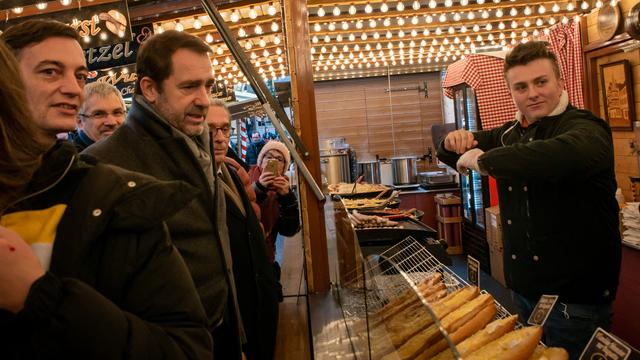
[0,204,66,246]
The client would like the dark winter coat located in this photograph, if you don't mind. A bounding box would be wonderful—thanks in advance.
[222,163,279,360]
[0,141,211,359]
[437,106,621,305]
[82,97,237,336]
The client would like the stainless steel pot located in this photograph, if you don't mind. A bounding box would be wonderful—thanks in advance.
[358,161,381,183]
[391,156,417,185]
[321,153,351,185]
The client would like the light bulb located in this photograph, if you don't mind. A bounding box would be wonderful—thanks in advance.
[429,0,437,9]
[439,13,447,22]
[445,0,453,7]
[245,41,252,50]
[356,20,363,29]
[341,22,349,30]
[398,17,405,26]
[552,3,560,12]
[365,3,373,13]
[333,6,341,16]
[271,22,279,32]
[255,24,263,34]
[193,17,202,30]
[538,5,546,14]
[35,2,48,10]
[230,10,240,22]
[175,20,184,32]
[317,6,325,17]
[313,23,321,32]
[510,8,517,16]
[411,16,419,25]
[581,1,589,10]
[468,12,475,20]
[259,38,267,47]
[380,2,389,12]
[595,0,603,8]
[567,2,575,11]
[412,0,420,10]
[249,6,258,19]
[461,0,469,5]
[496,9,503,17]
[328,23,336,31]
[349,5,357,15]
[60,0,72,6]
[524,6,531,15]
[12,7,24,14]
[267,3,277,16]
[238,27,246,37]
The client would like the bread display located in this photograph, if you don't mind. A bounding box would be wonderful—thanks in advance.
[328,182,389,195]
[464,326,543,360]
[528,346,569,360]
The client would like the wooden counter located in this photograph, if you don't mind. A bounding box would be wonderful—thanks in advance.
[397,187,460,232]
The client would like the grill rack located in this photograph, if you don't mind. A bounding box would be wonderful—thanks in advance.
[338,236,515,359]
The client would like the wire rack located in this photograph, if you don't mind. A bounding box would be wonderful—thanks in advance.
[338,236,515,359]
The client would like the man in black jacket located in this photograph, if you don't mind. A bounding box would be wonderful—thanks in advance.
[1,20,211,358]
[208,99,280,360]
[83,31,244,359]
[437,41,621,359]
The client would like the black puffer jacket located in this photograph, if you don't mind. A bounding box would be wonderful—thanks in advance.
[0,142,212,359]
[438,106,621,305]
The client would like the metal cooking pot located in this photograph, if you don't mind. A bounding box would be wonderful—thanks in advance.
[358,160,381,183]
[626,2,640,40]
[391,156,417,185]
[321,153,351,185]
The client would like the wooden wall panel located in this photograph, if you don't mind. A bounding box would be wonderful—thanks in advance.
[315,72,443,170]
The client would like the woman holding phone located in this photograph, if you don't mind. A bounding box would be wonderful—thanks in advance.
[249,141,300,300]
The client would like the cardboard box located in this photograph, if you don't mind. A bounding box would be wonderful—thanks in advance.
[485,206,507,287]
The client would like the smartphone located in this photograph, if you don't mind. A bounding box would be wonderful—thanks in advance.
[266,159,280,176]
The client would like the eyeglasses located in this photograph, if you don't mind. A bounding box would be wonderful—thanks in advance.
[211,126,234,137]
[264,154,285,162]
[80,109,126,120]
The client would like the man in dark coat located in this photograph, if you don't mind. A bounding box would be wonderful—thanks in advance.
[246,131,266,166]
[208,99,280,360]
[83,31,244,359]
[437,41,621,359]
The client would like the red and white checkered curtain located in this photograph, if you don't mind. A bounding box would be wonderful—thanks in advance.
[443,54,517,130]
[240,120,248,161]
[546,22,585,109]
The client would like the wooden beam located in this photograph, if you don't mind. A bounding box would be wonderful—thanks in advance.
[283,0,330,293]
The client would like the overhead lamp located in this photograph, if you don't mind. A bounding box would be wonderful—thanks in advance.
[244,41,253,50]
[460,25,467,32]
[453,13,461,21]
[333,6,341,16]
[271,21,279,32]
[324,35,331,42]
[273,35,281,44]
[259,38,267,47]
[561,16,569,24]
[461,0,469,5]
[328,22,336,31]
[397,1,405,11]
[476,0,485,4]
[156,24,165,34]
[567,2,575,11]
[356,20,363,29]
[267,3,277,16]
[412,0,420,10]
[386,30,393,38]
[510,8,517,16]
[511,20,517,28]
[595,0,603,8]
[317,6,325,17]
[361,33,368,40]
[495,9,503,17]
[349,4,357,15]
[369,19,377,28]
[581,1,589,10]
[12,7,24,14]
[472,24,480,31]
[435,27,442,35]
[485,23,492,30]
[426,15,433,23]
[411,16,419,25]
[538,5,546,14]
[341,22,349,30]
[313,23,321,32]
[193,17,202,30]
[481,10,489,19]
[60,0,72,6]
[373,32,380,39]
[255,24,263,34]
[536,18,543,26]
[428,0,437,9]
[238,27,246,37]
[552,3,560,12]
[524,6,532,15]
[398,17,405,26]
[383,18,391,26]
[467,12,475,20]
[498,22,505,30]
[410,29,417,37]
[249,6,258,19]
[337,34,343,41]
[398,30,405,38]
[549,17,556,25]
[35,2,48,10]
[380,2,389,12]
[349,33,356,41]
[524,19,531,27]
[312,36,319,43]
[444,0,453,7]
[439,13,446,21]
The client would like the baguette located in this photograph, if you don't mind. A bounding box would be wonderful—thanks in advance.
[465,326,543,360]
[416,300,497,359]
[385,293,493,360]
[529,346,569,360]
[431,315,518,360]
[372,287,479,358]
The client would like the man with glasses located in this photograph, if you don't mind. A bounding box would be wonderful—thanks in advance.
[207,98,279,360]
[68,82,125,151]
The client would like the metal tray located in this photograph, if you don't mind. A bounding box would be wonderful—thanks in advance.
[355,217,436,246]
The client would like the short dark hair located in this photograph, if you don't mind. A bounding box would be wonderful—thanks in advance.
[1,19,80,57]
[504,41,561,80]
[135,30,211,94]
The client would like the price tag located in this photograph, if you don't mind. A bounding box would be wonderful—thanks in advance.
[527,294,558,326]
[579,328,632,360]
[467,255,480,287]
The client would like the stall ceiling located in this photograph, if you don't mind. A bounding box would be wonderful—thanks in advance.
[1,0,598,83]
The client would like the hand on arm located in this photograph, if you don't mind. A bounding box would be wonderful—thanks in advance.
[258,171,276,189]
[0,226,45,313]
[444,129,478,154]
[456,148,485,175]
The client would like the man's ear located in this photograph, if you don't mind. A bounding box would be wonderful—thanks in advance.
[76,116,84,130]
[139,77,159,104]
